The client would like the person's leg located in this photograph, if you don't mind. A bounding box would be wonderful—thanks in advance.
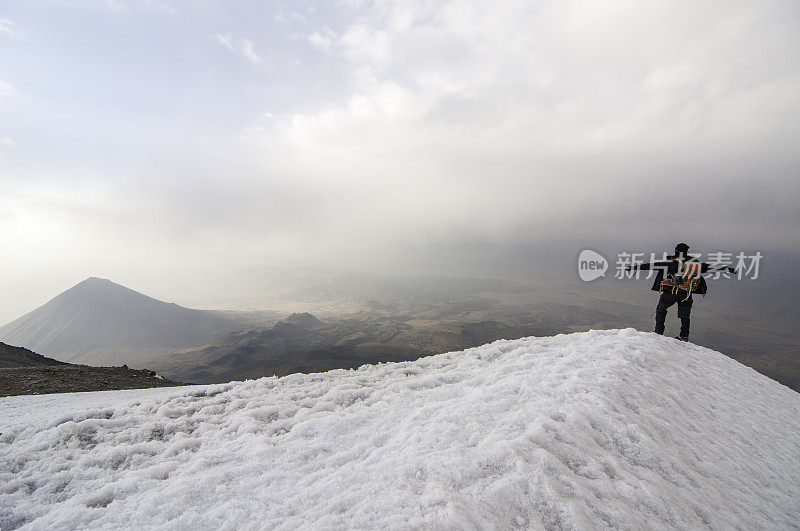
[655,292,675,335]
[677,297,693,339]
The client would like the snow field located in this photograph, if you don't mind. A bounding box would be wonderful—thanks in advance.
[1,329,799,529]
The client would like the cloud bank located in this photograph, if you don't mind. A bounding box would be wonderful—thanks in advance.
[0,0,798,318]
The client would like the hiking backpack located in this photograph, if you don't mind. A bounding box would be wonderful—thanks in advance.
[660,261,705,300]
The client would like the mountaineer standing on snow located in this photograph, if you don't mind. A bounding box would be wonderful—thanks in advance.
[627,243,736,341]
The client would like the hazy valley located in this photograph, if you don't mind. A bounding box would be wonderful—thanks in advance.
[2,252,798,393]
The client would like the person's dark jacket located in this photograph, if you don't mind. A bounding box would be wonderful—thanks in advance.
[630,253,735,295]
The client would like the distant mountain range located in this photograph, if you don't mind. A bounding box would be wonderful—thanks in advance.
[2,267,798,392]
[0,277,255,367]
[148,310,567,384]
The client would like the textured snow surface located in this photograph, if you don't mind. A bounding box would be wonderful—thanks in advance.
[2,329,799,529]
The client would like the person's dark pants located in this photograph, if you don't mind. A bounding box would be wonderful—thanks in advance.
[654,291,692,338]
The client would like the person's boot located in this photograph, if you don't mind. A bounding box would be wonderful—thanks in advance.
[678,317,690,342]
[654,309,667,335]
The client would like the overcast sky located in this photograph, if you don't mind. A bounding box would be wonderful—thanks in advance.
[1,0,799,321]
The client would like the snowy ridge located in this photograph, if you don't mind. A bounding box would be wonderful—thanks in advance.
[1,329,798,529]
